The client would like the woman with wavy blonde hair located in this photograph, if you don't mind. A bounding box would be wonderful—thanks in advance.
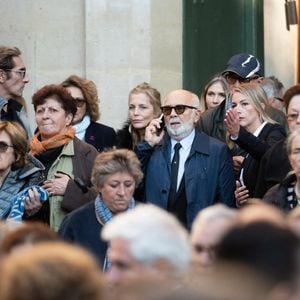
[116,82,161,149]
[62,75,116,152]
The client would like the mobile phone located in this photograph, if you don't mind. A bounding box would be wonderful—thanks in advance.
[156,114,165,136]
[225,97,232,111]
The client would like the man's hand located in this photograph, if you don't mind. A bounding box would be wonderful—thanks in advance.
[144,117,165,147]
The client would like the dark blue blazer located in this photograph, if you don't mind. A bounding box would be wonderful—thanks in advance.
[85,122,116,152]
[136,129,236,229]
[58,201,107,267]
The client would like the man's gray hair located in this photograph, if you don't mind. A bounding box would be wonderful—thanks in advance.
[191,204,237,242]
[102,204,191,273]
[261,76,284,99]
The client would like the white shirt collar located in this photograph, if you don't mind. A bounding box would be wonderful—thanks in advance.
[170,129,195,150]
[253,121,267,137]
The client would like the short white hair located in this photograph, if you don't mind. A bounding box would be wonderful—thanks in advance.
[102,204,191,273]
[191,204,237,241]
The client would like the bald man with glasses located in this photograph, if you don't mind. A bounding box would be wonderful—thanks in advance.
[0,46,31,139]
[136,89,235,229]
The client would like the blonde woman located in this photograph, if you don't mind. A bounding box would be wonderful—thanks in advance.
[116,82,161,149]
[225,83,286,201]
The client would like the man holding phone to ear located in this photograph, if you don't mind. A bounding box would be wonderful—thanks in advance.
[136,89,235,230]
[0,46,31,139]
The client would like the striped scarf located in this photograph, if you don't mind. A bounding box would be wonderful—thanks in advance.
[6,186,48,222]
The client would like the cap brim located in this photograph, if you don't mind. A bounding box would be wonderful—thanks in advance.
[222,68,246,78]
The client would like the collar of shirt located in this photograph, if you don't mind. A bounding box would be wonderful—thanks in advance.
[170,129,195,158]
[253,121,267,137]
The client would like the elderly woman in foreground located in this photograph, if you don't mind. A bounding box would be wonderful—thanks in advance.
[58,148,143,269]
[29,84,98,230]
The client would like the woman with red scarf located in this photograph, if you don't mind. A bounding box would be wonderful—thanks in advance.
[29,84,98,231]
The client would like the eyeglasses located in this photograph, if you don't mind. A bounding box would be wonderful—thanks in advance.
[287,112,300,121]
[73,98,86,108]
[193,244,217,257]
[161,105,197,116]
[0,141,14,153]
[274,97,284,102]
[224,73,259,85]
[4,69,26,79]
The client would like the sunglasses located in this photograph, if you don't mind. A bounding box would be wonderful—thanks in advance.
[0,141,14,153]
[193,244,217,257]
[73,98,86,108]
[274,97,284,102]
[224,73,259,85]
[161,105,198,116]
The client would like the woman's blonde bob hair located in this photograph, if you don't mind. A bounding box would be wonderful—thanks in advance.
[232,83,276,124]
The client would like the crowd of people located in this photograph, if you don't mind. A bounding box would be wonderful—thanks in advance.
[0,45,300,299]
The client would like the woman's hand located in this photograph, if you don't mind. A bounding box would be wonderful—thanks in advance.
[144,117,165,147]
[43,172,70,196]
[224,108,240,139]
[232,155,245,173]
[235,180,249,207]
[24,187,42,216]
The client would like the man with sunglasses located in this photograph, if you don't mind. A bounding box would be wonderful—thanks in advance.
[0,46,31,139]
[136,89,235,230]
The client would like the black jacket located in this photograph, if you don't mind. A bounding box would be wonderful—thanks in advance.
[84,121,116,152]
[255,139,291,198]
[263,173,296,211]
[115,123,133,149]
[235,123,286,197]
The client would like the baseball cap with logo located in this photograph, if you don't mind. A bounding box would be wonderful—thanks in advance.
[222,53,262,79]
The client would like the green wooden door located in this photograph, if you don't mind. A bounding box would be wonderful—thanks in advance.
[183,0,264,94]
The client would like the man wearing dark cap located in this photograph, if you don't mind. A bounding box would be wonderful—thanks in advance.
[222,53,263,89]
[198,53,287,146]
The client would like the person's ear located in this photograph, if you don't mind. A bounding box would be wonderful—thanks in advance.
[0,70,7,83]
[194,108,201,124]
[65,113,73,126]
[256,76,264,84]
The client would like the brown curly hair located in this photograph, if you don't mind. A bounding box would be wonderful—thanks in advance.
[32,84,77,118]
[61,75,100,122]
[284,84,300,111]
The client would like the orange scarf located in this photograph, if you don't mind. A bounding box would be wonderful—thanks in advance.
[30,127,75,156]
